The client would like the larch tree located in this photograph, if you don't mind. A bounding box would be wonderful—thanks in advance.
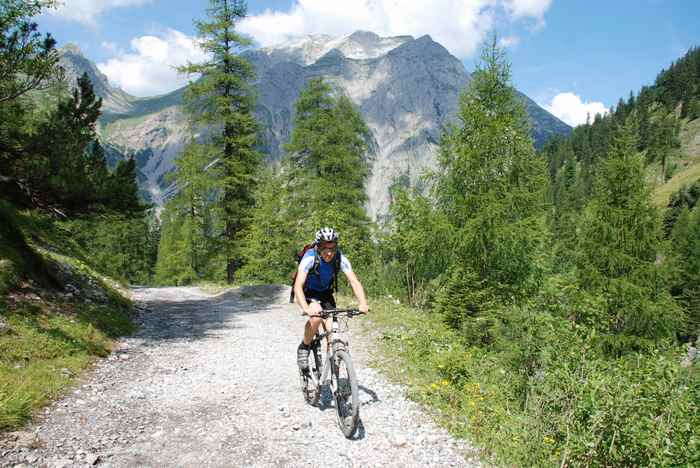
[283,78,373,265]
[575,116,683,348]
[434,36,548,300]
[178,0,260,284]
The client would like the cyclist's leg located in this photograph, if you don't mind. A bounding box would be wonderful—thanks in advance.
[303,299,324,345]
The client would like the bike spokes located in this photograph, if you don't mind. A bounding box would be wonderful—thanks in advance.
[332,350,359,438]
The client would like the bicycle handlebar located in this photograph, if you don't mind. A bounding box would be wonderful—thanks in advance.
[301,308,367,318]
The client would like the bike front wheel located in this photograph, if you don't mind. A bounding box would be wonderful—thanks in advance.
[331,350,359,438]
[299,345,321,406]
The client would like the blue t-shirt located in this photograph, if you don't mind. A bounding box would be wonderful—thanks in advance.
[298,249,352,293]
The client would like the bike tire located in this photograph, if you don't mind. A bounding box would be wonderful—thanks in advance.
[332,350,360,438]
[299,344,321,406]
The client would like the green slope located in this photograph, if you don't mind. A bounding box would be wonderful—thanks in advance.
[653,117,700,206]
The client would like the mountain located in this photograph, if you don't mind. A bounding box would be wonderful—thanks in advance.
[58,33,571,218]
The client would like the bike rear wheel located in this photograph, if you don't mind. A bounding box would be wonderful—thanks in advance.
[299,344,321,406]
[332,350,359,438]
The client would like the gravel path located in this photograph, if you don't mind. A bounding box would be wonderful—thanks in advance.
[1,286,482,468]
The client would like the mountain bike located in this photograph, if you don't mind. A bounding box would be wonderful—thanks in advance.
[298,308,365,438]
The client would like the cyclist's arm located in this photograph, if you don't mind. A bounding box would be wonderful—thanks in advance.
[294,269,311,314]
[344,270,369,313]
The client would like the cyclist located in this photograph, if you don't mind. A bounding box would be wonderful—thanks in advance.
[294,227,369,371]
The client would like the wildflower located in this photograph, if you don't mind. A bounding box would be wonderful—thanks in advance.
[441,379,449,386]
[543,436,555,444]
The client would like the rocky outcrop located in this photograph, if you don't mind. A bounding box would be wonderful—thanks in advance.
[58,32,571,219]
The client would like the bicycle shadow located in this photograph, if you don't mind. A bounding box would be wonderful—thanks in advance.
[316,383,378,441]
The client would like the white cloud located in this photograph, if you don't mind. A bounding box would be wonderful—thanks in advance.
[542,92,608,127]
[97,29,208,97]
[47,0,152,26]
[503,0,552,20]
[499,35,520,48]
[238,0,554,58]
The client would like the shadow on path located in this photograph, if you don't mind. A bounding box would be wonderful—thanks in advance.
[131,284,289,344]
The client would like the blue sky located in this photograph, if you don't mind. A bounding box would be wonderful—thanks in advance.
[37,0,700,126]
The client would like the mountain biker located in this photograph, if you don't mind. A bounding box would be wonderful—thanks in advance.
[294,227,369,371]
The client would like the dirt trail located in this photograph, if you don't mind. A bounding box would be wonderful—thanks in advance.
[1,286,481,467]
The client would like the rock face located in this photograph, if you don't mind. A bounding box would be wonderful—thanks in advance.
[58,32,570,218]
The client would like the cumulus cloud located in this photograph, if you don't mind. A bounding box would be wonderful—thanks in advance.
[47,0,152,26]
[542,92,608,127]
[503,0,552,20]
[499,35,520,48]
[97,29,208,97]
[238,0,554,58]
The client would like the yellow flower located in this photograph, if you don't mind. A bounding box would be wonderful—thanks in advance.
[441,379,449,386]
[543,436,555,444]
[430,383,439,390]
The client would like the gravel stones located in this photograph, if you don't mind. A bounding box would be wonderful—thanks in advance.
[1,286,482,467]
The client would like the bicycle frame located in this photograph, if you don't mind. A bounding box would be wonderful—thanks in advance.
[305,309,358,389]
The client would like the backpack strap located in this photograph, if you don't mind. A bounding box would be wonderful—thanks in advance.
[332,250,342,294]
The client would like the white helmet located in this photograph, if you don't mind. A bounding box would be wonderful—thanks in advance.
[315,227,339,243]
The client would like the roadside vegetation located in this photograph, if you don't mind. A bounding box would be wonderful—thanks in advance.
[1,2,143,432]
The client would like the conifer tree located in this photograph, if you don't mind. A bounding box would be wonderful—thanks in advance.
[575,116,682,346]
[238,168,295,282]
[283,78,373,263]
[646,103,680,182]
[434,37,548,298]
[27,72,103,209]
[154,142,218,283]
[178,0,260,284]
[0,0,60,104]
[670,206,700,338]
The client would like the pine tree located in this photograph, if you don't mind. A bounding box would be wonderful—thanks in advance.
[178,0,260,284]
[0,0,60,104]
[27,72,103,209]
[575,116,683,347]
[434,36,548,298]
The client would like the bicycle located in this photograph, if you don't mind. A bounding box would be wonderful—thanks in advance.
[298,308,365,438]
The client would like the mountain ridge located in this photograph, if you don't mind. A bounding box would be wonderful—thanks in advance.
[58,31,571,217]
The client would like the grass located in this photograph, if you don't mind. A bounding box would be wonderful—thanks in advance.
[652,117,700,206]
[0,298,135,431]
[362,295,700,467]
[0,202,136,432]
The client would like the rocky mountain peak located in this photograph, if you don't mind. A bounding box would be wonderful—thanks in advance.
[58,45,134,114]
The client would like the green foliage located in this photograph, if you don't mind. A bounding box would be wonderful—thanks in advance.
[670,206,700,338]
[380,187,452,304]
[688,99,700,121]
[154,141,221,285]
[663,178,700,235]
[370,294,700,468]
[434,37,548,299]
[0,0,60,105]
[646,102,681,183]
[60,214,157,285]
[238,168,295,283]
[238,78,374,286]
[575,117,683,345]
[178,0,261,283]
[433,266,496,345]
